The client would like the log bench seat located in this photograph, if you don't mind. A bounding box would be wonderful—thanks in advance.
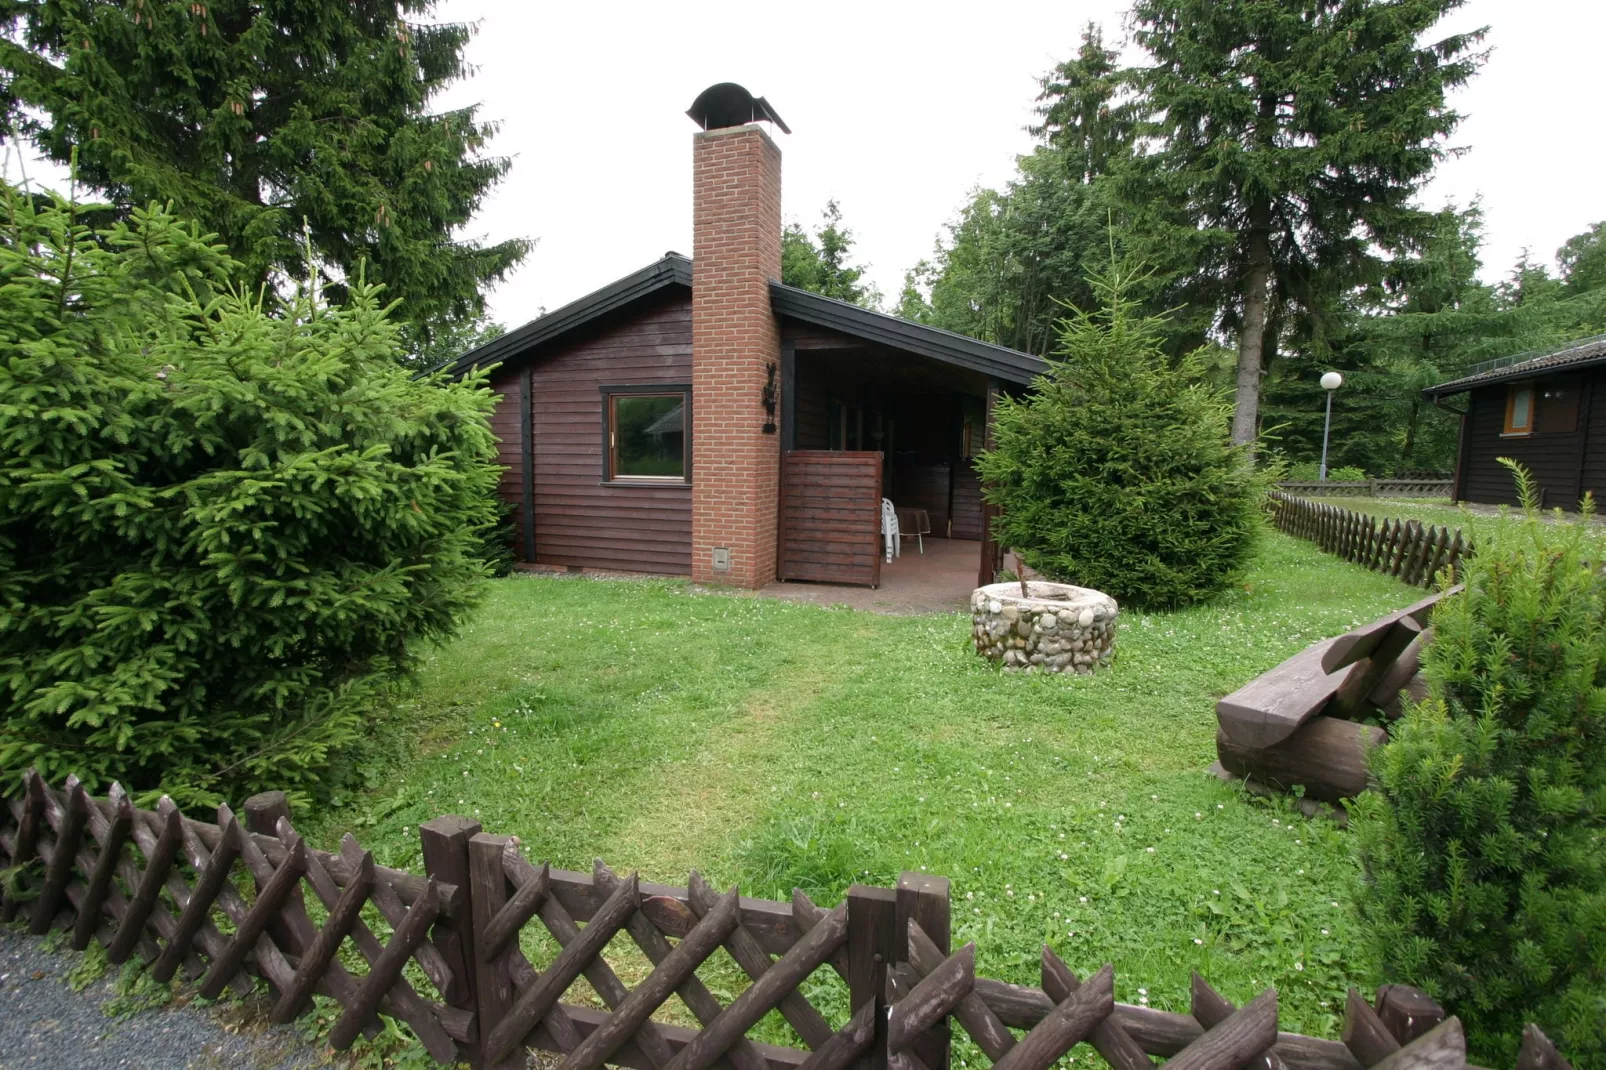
[1213,586,1459,802]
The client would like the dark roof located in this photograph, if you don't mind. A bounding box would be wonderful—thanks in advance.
[442,255,1049,387]
[1424,334,1606,398]
[440,253,693,376]
[769,282,1048,385]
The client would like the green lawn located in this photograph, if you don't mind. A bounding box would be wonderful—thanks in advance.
[306,533,1416,1047]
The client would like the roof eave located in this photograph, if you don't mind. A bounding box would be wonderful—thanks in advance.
[1422,336,1606,398]
[435,254,692,378]
[768,282,1046,386]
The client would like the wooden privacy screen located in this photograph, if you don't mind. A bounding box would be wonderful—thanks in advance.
[0,770,1579,1070]
[778,450,883,587]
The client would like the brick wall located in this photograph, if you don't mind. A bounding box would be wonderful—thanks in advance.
[690,124,783,588]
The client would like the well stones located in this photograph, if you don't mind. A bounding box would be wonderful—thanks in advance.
[971,581,1118,675]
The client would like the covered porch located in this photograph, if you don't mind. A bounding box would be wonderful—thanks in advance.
[761,536,984,614]
[769,291,1043,595]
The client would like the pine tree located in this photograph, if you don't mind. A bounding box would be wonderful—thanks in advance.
[1123,0,1486,444]
[1352,463,1606,1067]
[1032,23,1135,184]
[976,260,1265,609]
[0,0,527,343]
[781,200,878,307]
[1559,223,1606,298]
[0,184,502,806]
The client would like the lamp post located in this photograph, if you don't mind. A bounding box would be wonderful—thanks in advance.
[1319,371,1344,481]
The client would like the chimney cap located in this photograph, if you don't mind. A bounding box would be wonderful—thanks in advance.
[686,83,791,135]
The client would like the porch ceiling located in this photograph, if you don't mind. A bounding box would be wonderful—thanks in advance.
[790,341,990,396]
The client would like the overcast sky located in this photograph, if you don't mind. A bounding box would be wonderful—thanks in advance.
[433,0,1603,329]
[9,1,1601,329]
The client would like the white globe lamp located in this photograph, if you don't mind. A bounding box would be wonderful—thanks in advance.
[1319,372,1344,481]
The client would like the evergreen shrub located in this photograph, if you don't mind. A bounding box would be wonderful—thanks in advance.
[0,190,501,805]
[976,264,1266,609]
[1352,462,1606,1067]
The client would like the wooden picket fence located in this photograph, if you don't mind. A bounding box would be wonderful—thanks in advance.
[1268,492,1470,589]
[2,770,1576,1070]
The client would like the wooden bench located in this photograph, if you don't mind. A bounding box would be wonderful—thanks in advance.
[1213,586,1459,802]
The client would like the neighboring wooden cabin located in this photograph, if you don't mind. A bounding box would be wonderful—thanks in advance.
[1425,335,1606,509]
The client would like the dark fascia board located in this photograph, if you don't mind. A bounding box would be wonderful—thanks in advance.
[768,282,1048,386]
[434,254,693,377]
[1423,335,1606,398]
[431,253,1048,387]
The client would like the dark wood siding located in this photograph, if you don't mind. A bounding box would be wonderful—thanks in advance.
[951,463,984,540]
[1461,370,1597,509]
[793,360,830,450]
[484,290,693,575]
[892,463,951,536]
[487,370,526,556]
[778,451,883,586]
[1577,374,1606,503]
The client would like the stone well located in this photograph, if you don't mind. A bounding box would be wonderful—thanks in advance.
[971,581,1118,674]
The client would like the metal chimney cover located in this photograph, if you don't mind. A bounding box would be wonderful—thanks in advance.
[686,83,790,135]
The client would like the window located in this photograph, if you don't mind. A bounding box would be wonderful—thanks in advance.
[604,387,689,482]
[1503,383,1533,436]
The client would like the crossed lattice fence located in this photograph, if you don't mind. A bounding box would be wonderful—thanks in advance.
[1,771,1576,1070]
[1268,492,1470,589]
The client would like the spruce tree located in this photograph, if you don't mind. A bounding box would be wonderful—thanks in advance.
[1031,24,1135,185]
[0,186,501,805]
[1123,0,1485,444]
[976,261,1265,609]
[0,0,527,349]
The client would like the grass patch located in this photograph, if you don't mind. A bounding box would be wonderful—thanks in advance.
[305,533,1416,1045]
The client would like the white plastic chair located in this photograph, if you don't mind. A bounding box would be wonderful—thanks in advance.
[881,498,901,563]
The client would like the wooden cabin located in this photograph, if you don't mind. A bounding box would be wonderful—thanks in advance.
[1425,336,1606,509]
[446,92,1045,589]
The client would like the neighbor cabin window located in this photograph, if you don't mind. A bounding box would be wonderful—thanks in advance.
[603,386,690,482]
[1503,383,1534,436]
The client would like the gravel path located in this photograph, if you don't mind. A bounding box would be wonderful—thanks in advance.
[0,925,329,1070]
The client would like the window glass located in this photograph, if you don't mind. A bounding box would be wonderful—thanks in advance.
[1508,386,1532,432]
[612,394,685,478]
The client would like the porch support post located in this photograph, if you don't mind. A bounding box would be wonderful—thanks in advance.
[780,339,797,452]
[978,377,1002,588]
[521,366,536,563]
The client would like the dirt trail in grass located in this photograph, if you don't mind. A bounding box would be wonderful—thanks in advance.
[594,629,861,881]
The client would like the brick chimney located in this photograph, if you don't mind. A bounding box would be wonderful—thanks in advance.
[690,123,783,588]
